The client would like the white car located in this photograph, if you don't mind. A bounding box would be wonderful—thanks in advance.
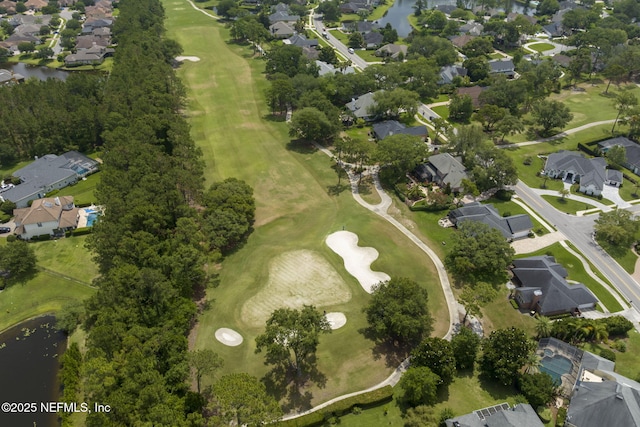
[348,48,354,54]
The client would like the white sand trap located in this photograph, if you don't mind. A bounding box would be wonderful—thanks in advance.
[325,312,347,330]
[175,56,201,62]
[326,231,390,293]
[241,250,352,327]
[215,328,243,346]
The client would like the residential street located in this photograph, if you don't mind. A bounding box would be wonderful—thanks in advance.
[515,181,639,310]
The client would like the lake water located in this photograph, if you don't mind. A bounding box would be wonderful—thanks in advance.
[0,315,66,427]
[0,62,70,81]
[377,0,533,37]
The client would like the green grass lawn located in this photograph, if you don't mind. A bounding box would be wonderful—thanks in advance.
[339,367,523,427]
[164,0,449,407]
[329,29,350,45]
[598,239,638,274]
[432,105,449,120]
[541,195,597,215]
[355,49,380,62]
[31,236,99,285]
[56,173,100,205]
[0,273,95,333]
[527,42,555,53]
[433,94,449,103]
[516,242,624,312]
[368,0,394,20]
[582,330,640,380]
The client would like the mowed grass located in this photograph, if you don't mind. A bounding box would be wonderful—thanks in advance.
[164,0,448,407]
[31,236,99,284]
[0,273,95,333]
[527,42,554,53]
[56,173,100,205]
[541,195,597,215]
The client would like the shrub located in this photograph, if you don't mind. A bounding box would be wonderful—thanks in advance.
[612,340,627,353]
[600,316,634,336]
[510,299,519,309]
[556,407,567,426]
[495,189,513,201]
[45,189,59,197]
[72,227,92,236]
[6,235,16,242]
[351,406,361,415]
[523,156,533,165]
[599,348,616,362]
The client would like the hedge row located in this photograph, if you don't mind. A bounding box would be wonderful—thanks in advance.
[72,227,93,236]
[393,185,406,203]
[274,386,394,427]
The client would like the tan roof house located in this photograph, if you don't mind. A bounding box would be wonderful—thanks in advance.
[25,0,48,10]
[13,196,78,240]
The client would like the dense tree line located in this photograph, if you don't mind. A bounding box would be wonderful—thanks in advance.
[79,0,255,425]
[0,74,105,165]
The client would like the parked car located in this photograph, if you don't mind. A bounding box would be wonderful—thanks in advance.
[348,47,354,54]
[0,227,11,233]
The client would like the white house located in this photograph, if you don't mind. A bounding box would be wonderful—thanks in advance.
[13,196,78,240]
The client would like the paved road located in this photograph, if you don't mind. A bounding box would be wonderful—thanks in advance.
[312,15,368,70]
[515,181,638,310]
[50,8,73,55]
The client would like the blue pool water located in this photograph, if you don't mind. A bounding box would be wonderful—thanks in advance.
[86,212,100,227]
[540,355,572,385]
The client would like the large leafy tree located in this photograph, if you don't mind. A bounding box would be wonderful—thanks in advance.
[411,337,456,386]
[480,327,536,386]
[363,277,433,349]
[459,281,498,322]
[517,373,559,408]
[400,367,441,406]
[449,94,474,123]
[531,99,573,135]
[469,141,518,192]
[594,208,639,248]
[445,221,515,284]
[451,327,481,370]
[369,88,420,120]
[408,35,458,66]
[612,91,638,134]
[289,107,338,143]
[374,134,428,183]
[202,178,255,254]
[255,306,331,380]
[0,239,37,285]
[212,373,283,426]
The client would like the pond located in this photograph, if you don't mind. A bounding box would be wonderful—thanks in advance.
[0,62,70,81]
[377,0,533,38]
[0,315,66,427]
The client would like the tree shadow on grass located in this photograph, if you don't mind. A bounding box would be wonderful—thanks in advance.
[286,139,317,154]
[264,113,287,122]
[478,373,517,401]
[360,327,411,368]
[262,360,327,413]
[327,183,350,196]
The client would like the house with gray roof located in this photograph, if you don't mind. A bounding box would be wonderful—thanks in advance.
[372,120,427,141]
[544,151,616,196]
[488,59,515,78]
[449,202,533,240]
[445,403,544,427]
[375,43,407,60]
[598,136,640,175]
[439,65,468,85]
[284,34,318,49]
[315,60,355,76]
[268,11,300,24]
[415,152,468,193]
[345,91,379,121]
[363,31,384,49]
[511,255,598,316]
[0,152,99,208]
[0,69,24,85]
[459,21,484,36]
[269,21,295,38]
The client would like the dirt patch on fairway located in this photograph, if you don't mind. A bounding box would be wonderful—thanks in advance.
[241,250,352,327]
[326,231,390,293]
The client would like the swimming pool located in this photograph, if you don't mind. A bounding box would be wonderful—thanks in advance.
[540,354,572,385]
[86,212,99,227]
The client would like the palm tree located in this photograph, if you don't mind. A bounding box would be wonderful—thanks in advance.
[523,352,542,375]
[535,316,553,339]
[559,188,570,200]
[593,322,609,343]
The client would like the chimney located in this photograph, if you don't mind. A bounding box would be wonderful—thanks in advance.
[531,290,543,310]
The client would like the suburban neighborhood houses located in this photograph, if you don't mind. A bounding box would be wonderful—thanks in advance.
[3,0,640,425]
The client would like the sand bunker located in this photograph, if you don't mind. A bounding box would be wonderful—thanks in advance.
[325,312,347,330]
[215,328,243,346]
[241,250,352,327]
[176,56,201,62]
[326,231,390,293]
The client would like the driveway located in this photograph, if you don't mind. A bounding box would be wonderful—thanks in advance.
[602,184,631,208]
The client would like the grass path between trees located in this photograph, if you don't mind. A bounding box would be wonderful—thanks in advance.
[163,0,448,408]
